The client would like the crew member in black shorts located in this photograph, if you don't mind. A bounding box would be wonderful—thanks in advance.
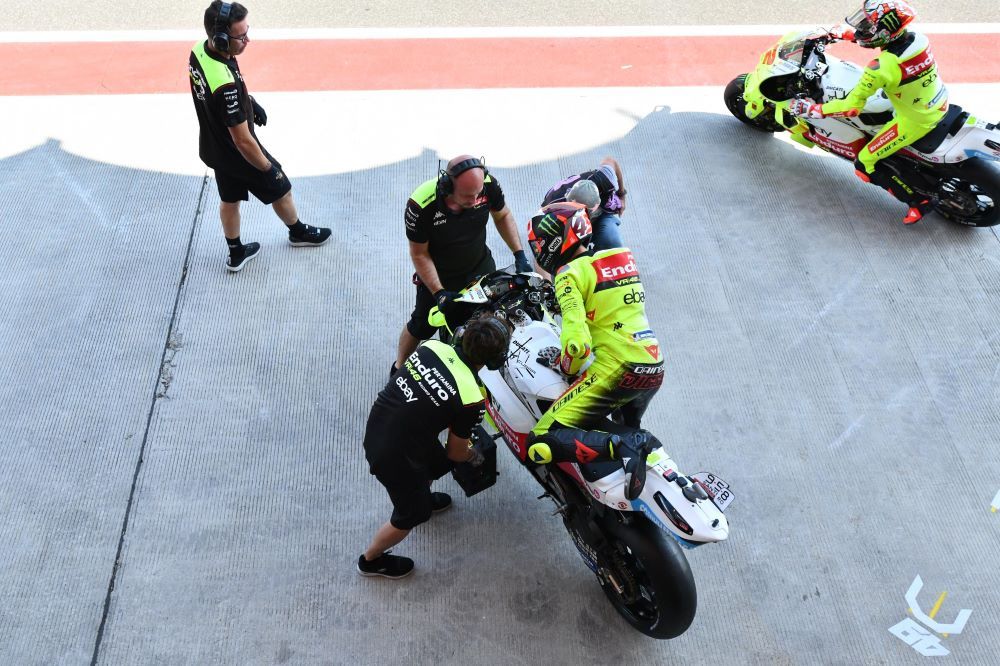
[393,154,531,372]
[359,316,511,579]
[189,2,331,272]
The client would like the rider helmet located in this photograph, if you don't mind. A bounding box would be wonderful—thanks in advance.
[846,0,917,48]
[527,202,593,274]
[565,180,601,216]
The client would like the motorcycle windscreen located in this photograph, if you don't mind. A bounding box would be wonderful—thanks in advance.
[777,37,808,64]
[776,28,831,65]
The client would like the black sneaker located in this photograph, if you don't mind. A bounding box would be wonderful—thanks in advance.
[288,224,332,247]
[357,551,414,579]
[225,242,262,273]
[431,491,452,513]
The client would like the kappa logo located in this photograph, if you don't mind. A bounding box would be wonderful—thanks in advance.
[432,211,447,226]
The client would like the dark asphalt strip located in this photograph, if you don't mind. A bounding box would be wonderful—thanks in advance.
[88,173,209,666]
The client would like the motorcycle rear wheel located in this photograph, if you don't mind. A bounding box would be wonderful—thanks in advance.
[933,159,1000,227]
[724,74,785,133]
[599,513,697,639]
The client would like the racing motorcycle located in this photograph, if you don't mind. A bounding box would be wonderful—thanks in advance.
[724,28,1000,227]
[430,266,733,639]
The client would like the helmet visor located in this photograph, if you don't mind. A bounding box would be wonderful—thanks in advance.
[846,8,876,36]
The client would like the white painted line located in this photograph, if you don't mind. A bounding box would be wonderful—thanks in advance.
[2,24,1000,43]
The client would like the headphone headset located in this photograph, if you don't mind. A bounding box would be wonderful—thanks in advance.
[436,156,488,200]
[212,2,233,53]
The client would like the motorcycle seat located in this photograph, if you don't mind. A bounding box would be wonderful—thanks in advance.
[910,104,969,154]
[859,109,895,127]
[579,459,622,482]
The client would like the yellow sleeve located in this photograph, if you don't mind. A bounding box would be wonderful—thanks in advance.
[821,56,893,118]
[554,266,593,375]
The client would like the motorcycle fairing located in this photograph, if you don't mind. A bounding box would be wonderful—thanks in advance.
[802,118,870,159]
[749,31,1000,168]
[631,499,702,550]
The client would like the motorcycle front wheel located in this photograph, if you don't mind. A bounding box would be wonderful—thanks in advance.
[723,74,785,133]
[599,513,697,639]
[933,159,1000,227]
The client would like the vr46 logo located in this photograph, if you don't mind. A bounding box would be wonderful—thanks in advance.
[888,576,972,657]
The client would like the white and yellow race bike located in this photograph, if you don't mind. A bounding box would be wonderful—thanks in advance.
[431,266,732,639]
[725,29,1000,226]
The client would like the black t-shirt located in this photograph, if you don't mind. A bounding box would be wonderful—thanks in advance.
[366,341,486,465]
[404,176,506,283]
[188,40,267,176]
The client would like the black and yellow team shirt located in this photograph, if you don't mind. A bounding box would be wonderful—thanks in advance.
[368,341,486,461]
[188,40,262,176]
[404,176,506,284]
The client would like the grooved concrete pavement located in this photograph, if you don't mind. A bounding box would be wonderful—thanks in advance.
[2,72,999,666]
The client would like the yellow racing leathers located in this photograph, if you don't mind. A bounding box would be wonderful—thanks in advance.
[822,31,948,177]
[526,248,664,465]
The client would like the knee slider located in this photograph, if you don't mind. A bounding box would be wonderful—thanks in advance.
[526,441,554,464]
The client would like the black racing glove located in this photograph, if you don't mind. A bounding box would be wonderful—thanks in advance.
[250,96,267,126]
[536,346,561,370]
[266,162,285,181]
[433,289,459,315]
[514,250,533,274]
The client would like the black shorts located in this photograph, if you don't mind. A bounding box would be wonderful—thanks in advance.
[214,160,292,205]
[364,412,451,530]
[369,458,434,531]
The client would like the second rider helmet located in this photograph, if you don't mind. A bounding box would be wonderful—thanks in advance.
[846,0,917,48]
[527,202,593,274]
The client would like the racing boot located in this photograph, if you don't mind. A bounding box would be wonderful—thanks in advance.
[526,428,620,465]
[903,198,934,225]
